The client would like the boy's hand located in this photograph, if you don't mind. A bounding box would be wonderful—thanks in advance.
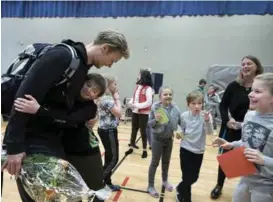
[86,117,97,129]
[201,109,212,121]
[175,131,184,140]
[204,111,211,122]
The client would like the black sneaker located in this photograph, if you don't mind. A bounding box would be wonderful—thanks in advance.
[108,184,121,192]
[210,185,222,199]
[128,144,139,149]
[125,148,133,155]
[141,151,148,158]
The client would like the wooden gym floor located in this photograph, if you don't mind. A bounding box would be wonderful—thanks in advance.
[1,122,239,202]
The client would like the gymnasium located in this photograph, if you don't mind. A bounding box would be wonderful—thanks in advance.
[1,1,273,202]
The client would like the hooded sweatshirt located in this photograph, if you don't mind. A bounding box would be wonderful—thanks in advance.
[231,111,273,194]
[4,40,91,157]
[148,101,181,139]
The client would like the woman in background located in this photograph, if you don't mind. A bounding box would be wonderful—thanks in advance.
[210,55,264,199]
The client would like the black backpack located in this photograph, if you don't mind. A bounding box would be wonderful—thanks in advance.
[1,43,80,120]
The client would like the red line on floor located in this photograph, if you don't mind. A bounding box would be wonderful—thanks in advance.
[112,176,130,202]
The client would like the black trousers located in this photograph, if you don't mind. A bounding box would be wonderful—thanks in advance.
[216,123,242,187]
[129,113,148,149]
[177,148,204,202]
[16,151,104,202]
[67,152,104,202]
[16,179,35,202]
[1,171,3,196]
[98,128,119,185]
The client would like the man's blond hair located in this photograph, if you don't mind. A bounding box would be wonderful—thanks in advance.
[94,30,130,59]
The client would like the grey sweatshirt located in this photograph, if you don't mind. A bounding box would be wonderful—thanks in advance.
[148,101,181,139]
[231,111,273,194]
[180,111,213,154]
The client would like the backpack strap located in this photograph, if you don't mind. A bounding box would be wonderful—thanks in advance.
[53,43,80,86]
[2,43,80,87]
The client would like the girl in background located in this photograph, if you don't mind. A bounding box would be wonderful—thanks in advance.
[97,75,122,191]
[125,70,153,158]
[147,86,181,198]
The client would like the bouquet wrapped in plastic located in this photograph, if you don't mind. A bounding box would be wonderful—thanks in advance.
[1,153,111,202]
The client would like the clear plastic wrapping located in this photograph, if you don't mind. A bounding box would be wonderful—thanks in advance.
[1,153,111,202]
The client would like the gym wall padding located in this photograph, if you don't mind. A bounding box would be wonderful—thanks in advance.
[206,65,273,93]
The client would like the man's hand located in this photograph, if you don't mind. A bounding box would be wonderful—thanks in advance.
[1,152,26,177]
[14,95,40,114]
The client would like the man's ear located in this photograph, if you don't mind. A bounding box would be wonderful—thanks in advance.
[101,44,110,54]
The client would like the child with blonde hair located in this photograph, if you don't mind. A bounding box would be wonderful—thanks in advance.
[213,73,273,202]
[147,86,181,198]
[97,75,122,192]
[176,91,213,202]
[126,69,153,158]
